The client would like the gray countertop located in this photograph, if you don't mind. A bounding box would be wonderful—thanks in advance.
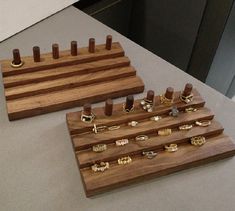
[0,6,235,211]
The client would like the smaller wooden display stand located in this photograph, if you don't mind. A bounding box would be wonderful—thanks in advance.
[66,88,235,197]
[0,36,144,120]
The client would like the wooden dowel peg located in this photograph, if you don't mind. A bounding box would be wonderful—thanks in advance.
[89,38,95,53]
[183,83,193,96]
[105,99,113,116]
[33,46,40,62]
[12,49,21,65]
[83,103,92,116]
[71,41,78,56]
[125,95,134,110]
[146,90,154,102]
[106,35,112,50]
[165,87,174,99]
[52,43,59,59]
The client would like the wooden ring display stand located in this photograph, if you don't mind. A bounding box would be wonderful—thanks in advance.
[66,88,235,197]
[0,36,144,120]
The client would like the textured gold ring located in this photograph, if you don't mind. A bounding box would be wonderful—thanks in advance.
[118,156,132,165]
[123,103,134,113]
[115,139,129,146]
[108,125,121,130]
[180,93,194,103]
[91,162,109,172]
[135,135,149,141]
[160,94,173,106]
[158,128,172,136]
[179,124,193,130]
[92,144,107,152]
[10,60,24,68]
[191,136,206,146]
[195,120,211,127]
[165,144,178,152]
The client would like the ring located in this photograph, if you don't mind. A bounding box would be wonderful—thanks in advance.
[81,111,95,123]
[165,144,178,152]
[116,139,129,146]
[108,125,121,130]
[91,162,109,172]
[185,107,198,113]
[128,121,138,127]
[190,136,206,146]
[123,103,134,113]
[150,116,162,121]
[142,151,158,159]
[158,129,172,136]
[179,124,193,130]
[140,99,154,112]
[10,60,24,68]
[160,94,173,106]
[118,156,132,165]
[195,120,211,127]
[135,135,149,141]
[180,93,194,103]
[92,144,107,152]
[93,124,107,133]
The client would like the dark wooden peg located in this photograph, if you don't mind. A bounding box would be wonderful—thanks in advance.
[125,95,134,110]
[12,49,21,65]
[89,38,95,53]
[106,35,112,50]
[71,41,78,56]
[105,98,113,116]
[146,90,154,101]
[52,43,59,59]
[183,83,193,96]
[83,103,92,116]
[165,87,174,99]
[33,46,40,62]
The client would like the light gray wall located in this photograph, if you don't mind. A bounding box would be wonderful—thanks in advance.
[206,2,235,98]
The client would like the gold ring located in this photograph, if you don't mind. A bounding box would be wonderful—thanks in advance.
[91,162,109,172]
[10,60,24,68]
[128,121,138,127]
[81,112,95,123]
[118,156,132,165]
[92,124,107,133]
[108,125,121,130]
[115,139,129,146]
[160,94,173,106]
[140,99,154,112]
[179,124,193,130]
[180,93,194,103]
[165,144,178,152]
[92,144,107,152]
[185,107,198,113]
[190,136,206,146]
[195,120,211,127]
[158,128,172,136]
[123,103,134,113]
[150,116,162,121]
[142,151,158,159]
[135,135,149,141]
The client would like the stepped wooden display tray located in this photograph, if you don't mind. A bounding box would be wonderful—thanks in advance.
[66,89,235,197]
[0,40,144,120]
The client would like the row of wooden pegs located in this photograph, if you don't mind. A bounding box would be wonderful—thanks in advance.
[10,35,113,66]
[81,83,193,122]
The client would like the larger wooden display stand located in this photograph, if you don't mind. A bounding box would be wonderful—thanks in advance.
[0,36,144,120]
[66,89,235,197]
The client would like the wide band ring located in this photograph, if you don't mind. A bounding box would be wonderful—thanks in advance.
[10,60,24,68]
[195,120,211,127]
[118,156,132,165]
[91,162,109,172]
[160,94,173,106]
[158,128,172,136]
[116,139,129,146]
[92,144,107,152]
[191,136,206,146]
[165,144,178,152]
[135,135,149,141]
